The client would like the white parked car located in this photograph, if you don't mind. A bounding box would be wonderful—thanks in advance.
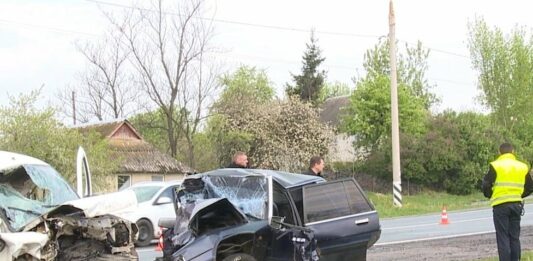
[117,181,181,246]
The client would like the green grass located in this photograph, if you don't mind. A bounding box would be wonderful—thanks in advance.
[476,251,533,260]
[368,192,533,218]
[367,191,489,218]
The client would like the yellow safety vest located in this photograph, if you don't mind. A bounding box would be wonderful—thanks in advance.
[490,153,529,207]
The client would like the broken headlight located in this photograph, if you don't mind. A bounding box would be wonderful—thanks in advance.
[107,222,130,247]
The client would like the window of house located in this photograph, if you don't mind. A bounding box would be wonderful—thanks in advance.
[117,175,131,190]
[151,175,164,182]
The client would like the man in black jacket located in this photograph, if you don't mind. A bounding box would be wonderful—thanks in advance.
[303,156,324,177]
[227,151,248,168]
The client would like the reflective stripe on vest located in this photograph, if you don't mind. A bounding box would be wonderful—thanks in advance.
[490,153,529,207]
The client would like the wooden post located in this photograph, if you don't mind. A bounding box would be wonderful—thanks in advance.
[72,91,77,126]
[389,0,402,207]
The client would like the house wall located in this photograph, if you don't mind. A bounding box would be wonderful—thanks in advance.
[329,134,367,163]
[131,173,185,183]
[95,173,186,192]
[112,173,185,191]
[111,124,141,140]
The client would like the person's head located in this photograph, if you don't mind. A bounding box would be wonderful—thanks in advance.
[309,156,325,173]
[499,142,514,155]
[232,151,248,167]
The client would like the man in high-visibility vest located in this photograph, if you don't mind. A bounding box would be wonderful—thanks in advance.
[483,142,533,261]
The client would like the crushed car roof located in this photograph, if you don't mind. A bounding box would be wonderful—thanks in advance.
[186,168,324,188]
[0,151,49,171]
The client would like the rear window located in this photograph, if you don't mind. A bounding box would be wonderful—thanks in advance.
[131,186,162,203]
[303,179,373,224]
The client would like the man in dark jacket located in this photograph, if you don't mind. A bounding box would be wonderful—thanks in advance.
[227,151,248,168]
[303,156,324,177]
[482,143,533,261]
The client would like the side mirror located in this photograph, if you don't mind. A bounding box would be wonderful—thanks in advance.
[270,216,285,230]
[158,217,175,229]
[155,196,172,205]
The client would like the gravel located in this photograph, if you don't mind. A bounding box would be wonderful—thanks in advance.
[367,225,533,261]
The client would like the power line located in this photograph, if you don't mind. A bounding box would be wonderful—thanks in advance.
[432,78,474,86]
[0,2,473,86]
[86,0,471,60]
[0,15,471,61]
[0,18,470,85]
[86,0,383,39]
[0,18,98,37]
[399,39,470,59]
[219,52,361,71]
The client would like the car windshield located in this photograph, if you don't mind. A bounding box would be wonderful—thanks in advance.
[0,164,79,231]
[202,175,268,219]
[131,186,162,203]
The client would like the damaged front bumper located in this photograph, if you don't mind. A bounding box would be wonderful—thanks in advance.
[0,212,139,260]
[0,191,140,260]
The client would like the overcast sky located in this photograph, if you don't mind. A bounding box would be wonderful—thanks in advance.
[1,0,532,113]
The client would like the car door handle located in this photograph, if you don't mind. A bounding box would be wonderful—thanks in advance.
[355,218,369,225]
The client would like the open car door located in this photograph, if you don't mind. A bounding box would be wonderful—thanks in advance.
[76,146,92,198]
[302,178,380,261]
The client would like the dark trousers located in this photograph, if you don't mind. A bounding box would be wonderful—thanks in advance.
[493,202,523,261]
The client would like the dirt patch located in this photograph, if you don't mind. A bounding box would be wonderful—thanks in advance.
[367,225,533,261]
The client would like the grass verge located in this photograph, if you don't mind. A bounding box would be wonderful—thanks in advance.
[367,191,488,218]
[477,251,533,261]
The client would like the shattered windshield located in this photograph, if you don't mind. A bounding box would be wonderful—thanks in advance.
[0,164,78,231]
[202,175,268,219]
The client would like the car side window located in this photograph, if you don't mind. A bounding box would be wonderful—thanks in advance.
[156,186,174,203]
[289,188,304,225]
[273,186,296,225]
[302,179,373,224]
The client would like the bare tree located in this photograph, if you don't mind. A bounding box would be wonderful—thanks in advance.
[180,52,222,168]
[58,30,138,124]
[106,0,220,161]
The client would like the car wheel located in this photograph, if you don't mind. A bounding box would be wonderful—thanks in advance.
[135,219,154,247]
[222,253,257,261]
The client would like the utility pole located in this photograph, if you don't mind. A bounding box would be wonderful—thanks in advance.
[389,0,402,207]
[72,91,77,126]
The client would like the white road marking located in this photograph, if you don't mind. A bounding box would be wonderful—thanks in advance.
[374,230,495,246]
[382,217,492,230]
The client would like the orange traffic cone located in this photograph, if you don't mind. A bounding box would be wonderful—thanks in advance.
[440,206,449,225]
[155,227,164,251]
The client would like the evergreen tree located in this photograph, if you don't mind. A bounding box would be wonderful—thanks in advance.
[286,31,326,104]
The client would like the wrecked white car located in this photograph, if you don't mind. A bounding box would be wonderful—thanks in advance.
[160,169,380,261]
[0,150,138,260]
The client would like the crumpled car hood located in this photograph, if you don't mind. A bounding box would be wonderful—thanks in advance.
[20,189,138,231]
[61,190,137,218]
[0,151,139,260]
[1,190,139,260]
[189,198,247,222]
[169,197,250,259]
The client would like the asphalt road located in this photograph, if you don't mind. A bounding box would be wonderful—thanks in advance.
[135,203,533,260]
[377,202,533,245]
[137,246,162,261]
